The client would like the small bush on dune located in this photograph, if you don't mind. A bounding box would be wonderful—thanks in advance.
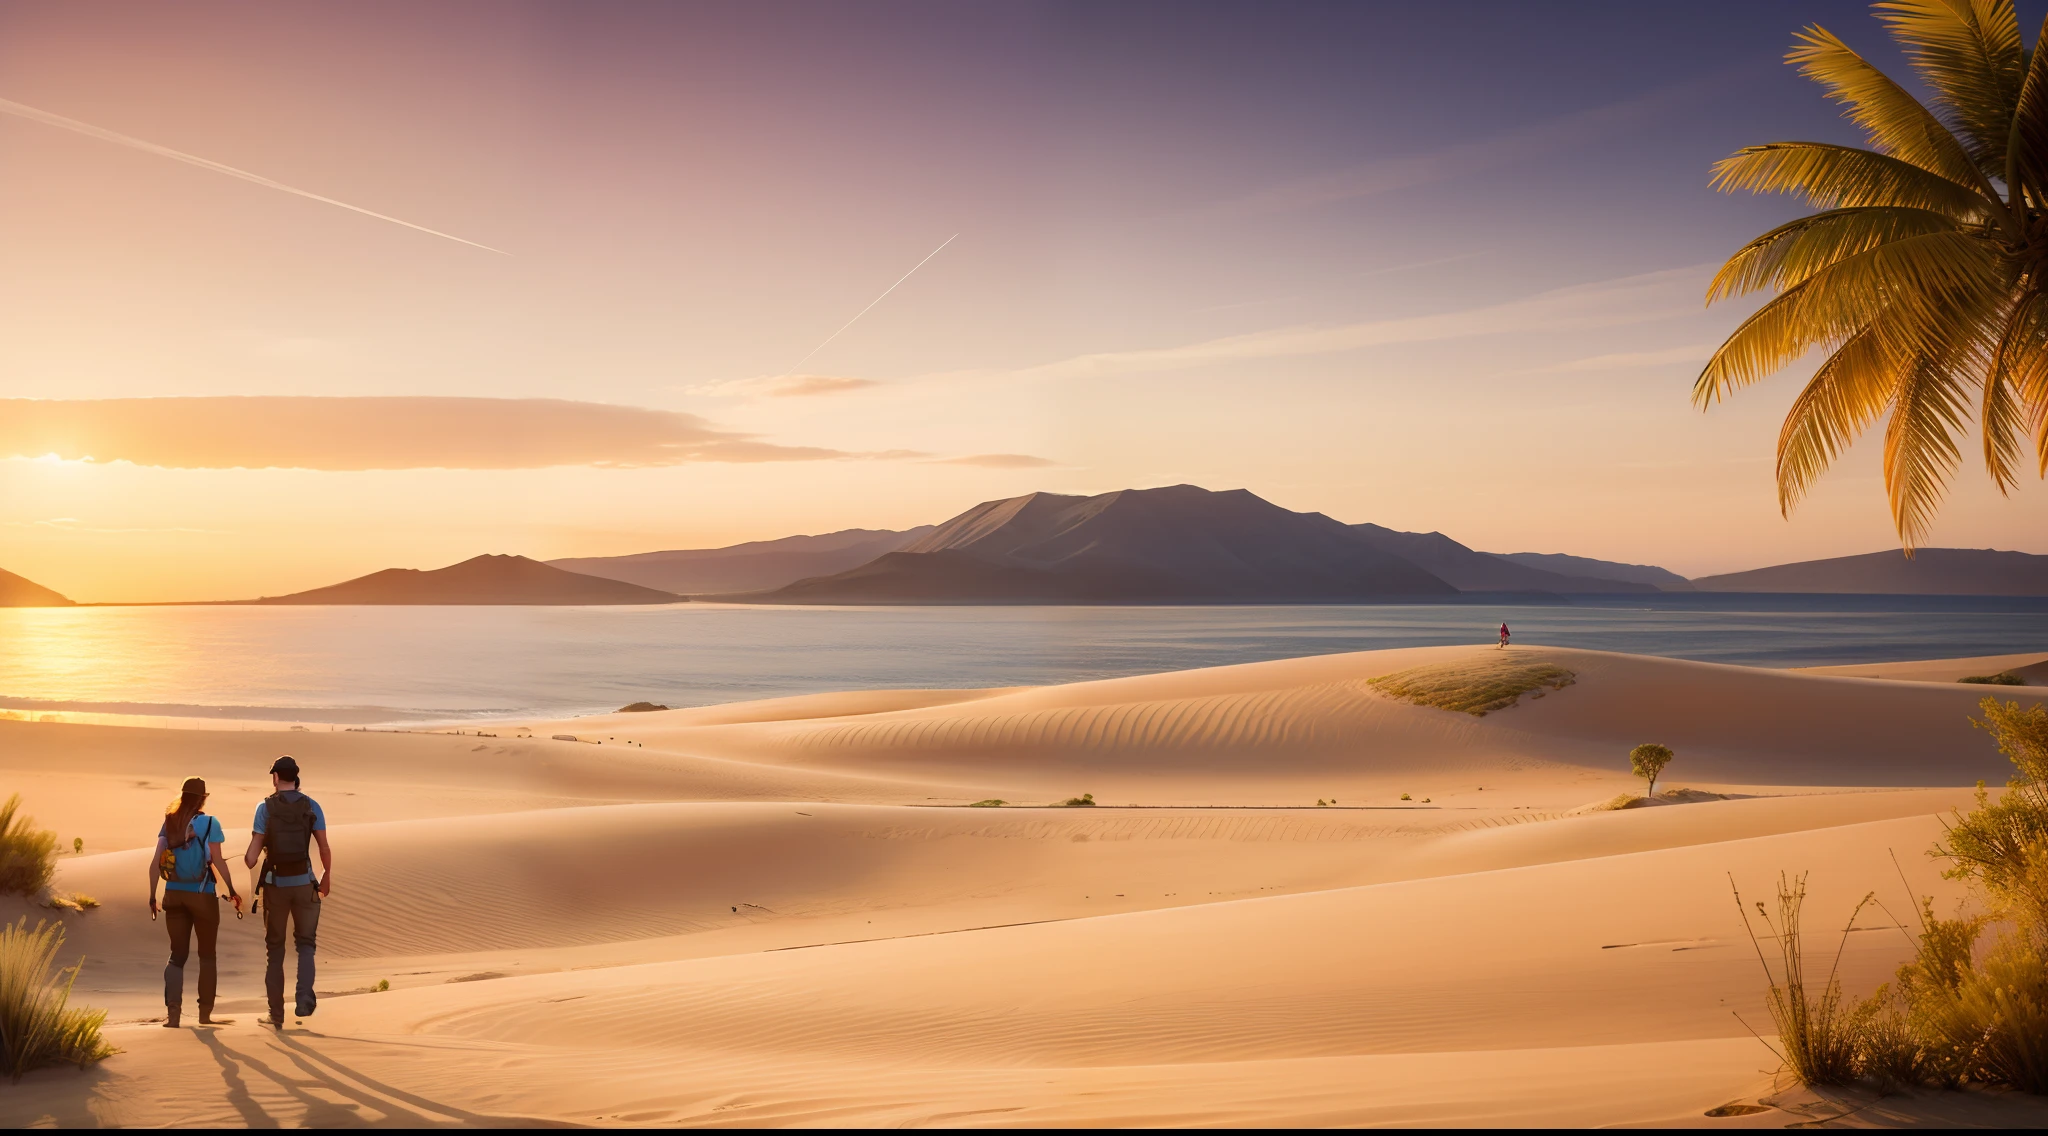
[1058,793,1095,808]
[0,795,57,898]
[967,799,1006,808]
[1960,674,2026,685]
[0,918,113,1080]
[1367,655,1576,716]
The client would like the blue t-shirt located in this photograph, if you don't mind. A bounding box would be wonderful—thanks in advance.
[253,792,327,888]
[162,813,224,894]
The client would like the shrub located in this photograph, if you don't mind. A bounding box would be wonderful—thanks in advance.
[69,839,80,855]
[374,978,390,992]
[0,918,113,1080]
[967,799,1006,808]
[0,796,57,898]
[1960,674,2025,685]
[1731,871,1867,1086]
[1367,656,1576,716]
[1059,793,1095,808]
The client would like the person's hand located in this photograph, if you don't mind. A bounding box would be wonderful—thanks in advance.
[148,894,159,919]
[228,892,244,914]
[318,873,331,898]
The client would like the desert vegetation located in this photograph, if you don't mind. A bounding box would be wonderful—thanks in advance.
[1960,673,2027,685]
[1630,743,1675,797]
[1745,696,2048,1093]
[0,918,114,1080]
[1368,655,1576,716]
[0,795,56,898]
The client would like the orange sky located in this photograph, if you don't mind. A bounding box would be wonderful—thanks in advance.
[4,1,2047,603]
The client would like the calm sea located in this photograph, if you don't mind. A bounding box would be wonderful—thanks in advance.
[2,596,2045,725]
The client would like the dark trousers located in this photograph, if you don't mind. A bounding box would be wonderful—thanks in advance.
[262,882,320,1019]
[162,889,219,1016]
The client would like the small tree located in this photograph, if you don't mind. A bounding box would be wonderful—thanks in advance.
[1630,743,1674,798]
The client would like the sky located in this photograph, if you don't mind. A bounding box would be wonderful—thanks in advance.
[4,0,2048,602]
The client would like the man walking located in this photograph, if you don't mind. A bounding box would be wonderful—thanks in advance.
[243,756,332,1028]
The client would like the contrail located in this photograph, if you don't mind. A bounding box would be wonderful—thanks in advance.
[0,97,506,254]
[782,233,957,374]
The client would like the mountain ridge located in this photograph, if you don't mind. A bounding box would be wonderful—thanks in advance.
[253,554,679,605]
[1691,548,2048,595]
[0,567,74,607]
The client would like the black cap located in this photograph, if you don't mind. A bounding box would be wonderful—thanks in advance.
[270,755,300,781]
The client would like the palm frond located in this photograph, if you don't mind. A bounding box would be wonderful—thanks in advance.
[1696,231,2004,404]
[1877,0,2024,167]
[1885,356,1975,547]
[1985,293,2045,489]
[2010,13,2048,204]
[1791,25,2003,206]
[1709,206,1961,301]
[1777,327,1902,514]
[1710,142,1990,216]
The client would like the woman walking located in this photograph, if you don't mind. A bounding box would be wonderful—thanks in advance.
[147,777,242,1027]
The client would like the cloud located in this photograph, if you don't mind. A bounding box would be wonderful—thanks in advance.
[929,453,1058,469]
[691,374,883,398]
[1009,266,1706,382]
[0,397,884,470]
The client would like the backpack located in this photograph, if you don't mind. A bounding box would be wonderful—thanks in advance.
[158,814,216,884]
[261,792,316,878]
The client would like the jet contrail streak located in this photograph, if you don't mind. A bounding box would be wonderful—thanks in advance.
[782,233,957,374]
[0,97,506,254]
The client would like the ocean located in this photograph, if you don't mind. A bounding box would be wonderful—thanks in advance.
[2,595,2045,725]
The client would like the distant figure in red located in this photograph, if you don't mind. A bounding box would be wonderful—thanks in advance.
[1499,622,1510,649]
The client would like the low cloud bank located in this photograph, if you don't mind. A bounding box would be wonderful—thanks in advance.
[0,397,848,470]
[0,397,1051,472]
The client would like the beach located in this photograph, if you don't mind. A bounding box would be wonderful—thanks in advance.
[4,642,2046,1126]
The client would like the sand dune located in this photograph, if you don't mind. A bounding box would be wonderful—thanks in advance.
[3,643,2046,1126]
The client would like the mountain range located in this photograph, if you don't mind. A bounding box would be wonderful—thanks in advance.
[548,528,930,595]
[8,485,2048,605]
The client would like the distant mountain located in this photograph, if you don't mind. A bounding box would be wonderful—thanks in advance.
[733,485,1457,603]
[254,554,680,605]
[0,567,74,607]
[1491,551,1693,591]
[1347,525,1658,594]
[549,527,931,595]
[1692,548,2048,595]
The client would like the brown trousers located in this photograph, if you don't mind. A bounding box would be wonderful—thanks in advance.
[262,882,320,1020]
[161,889,219,1016]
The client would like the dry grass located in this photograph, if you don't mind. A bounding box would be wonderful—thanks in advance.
[0,918,114,1080]
[967,799,1006,808]
[1731,871,1868,1086]
[0,796,57,898]
[39,893,97,913]
[1367,655,1575,716]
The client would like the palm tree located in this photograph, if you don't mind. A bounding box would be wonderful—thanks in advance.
[1698,0,2048,547]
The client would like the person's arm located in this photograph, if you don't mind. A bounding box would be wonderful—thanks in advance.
[314,829,333,898]
[209,828,241,912]
[243,829,265,870]
[147,833,166,916]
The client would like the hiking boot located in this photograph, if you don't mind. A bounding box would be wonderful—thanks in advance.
[162,1009,181,1029]
[295,992,317,1018]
